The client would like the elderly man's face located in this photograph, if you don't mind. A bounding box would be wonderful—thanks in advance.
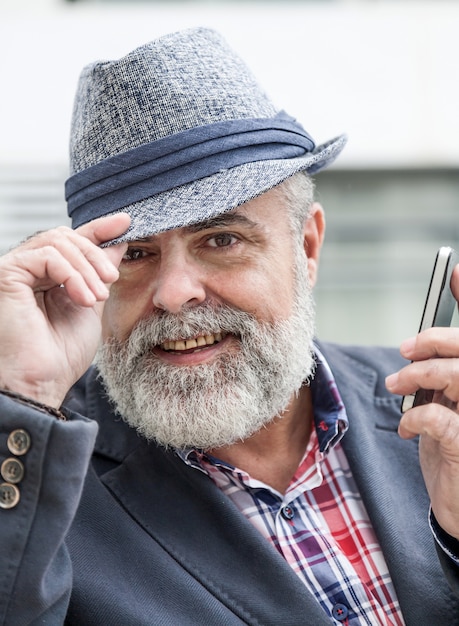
[102,187,321,343]
[97,187,324,449]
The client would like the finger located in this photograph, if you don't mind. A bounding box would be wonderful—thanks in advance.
[76,213,131,246]
[21,226,125,288]
[21,214,130,252]
[18,215,130,282]
[399,327,459,361]
[45,249,110,305]
[450,263,459,301]
[73,214,131,280]
[6,247,108,307]
[21,237,115,300]
[100,241,129,274]
[398,401,459,448]
[386,358,459,405]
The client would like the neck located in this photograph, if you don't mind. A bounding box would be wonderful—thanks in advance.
[208,386,314,494]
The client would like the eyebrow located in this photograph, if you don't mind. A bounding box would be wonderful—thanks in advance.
[132,213,259,244]
[184,213,258,233]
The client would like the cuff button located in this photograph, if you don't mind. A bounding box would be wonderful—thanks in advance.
[1,458,24,484]
[7,429,31,456]
[0,483,20,509]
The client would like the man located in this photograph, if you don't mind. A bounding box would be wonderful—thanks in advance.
[0,27,458,625]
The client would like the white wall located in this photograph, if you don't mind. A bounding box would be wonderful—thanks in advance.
[1,0,459,169]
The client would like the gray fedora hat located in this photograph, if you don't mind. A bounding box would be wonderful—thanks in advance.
[65,27,346,244]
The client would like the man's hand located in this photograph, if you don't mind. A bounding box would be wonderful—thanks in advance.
[386,265,459,540]
[0,214,130,408]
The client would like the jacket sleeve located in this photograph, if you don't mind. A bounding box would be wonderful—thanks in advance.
[0,393,98,626]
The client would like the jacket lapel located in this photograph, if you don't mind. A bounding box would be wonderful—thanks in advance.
[101,442,333,625]
[85,370,332,625]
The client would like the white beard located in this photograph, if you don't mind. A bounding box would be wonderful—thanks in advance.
[96,258,316,450]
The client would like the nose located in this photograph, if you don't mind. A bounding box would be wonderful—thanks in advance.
[152,252,207,314]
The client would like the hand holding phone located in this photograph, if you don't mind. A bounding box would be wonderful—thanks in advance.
[401,246,458,412]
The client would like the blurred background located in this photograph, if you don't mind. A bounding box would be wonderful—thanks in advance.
[1,0,458,346]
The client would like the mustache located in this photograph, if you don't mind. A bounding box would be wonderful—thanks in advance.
[118,303,265,354]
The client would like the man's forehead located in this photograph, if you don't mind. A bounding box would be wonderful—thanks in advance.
[133,206,261,243]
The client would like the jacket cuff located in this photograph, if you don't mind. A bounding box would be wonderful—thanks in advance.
[430,508,459,565]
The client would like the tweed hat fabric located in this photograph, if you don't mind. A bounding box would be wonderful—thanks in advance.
[66,27,346,244]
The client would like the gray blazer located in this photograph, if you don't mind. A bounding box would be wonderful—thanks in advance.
[0,342,458,625]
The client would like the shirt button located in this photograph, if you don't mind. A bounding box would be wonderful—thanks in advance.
[1,458,24,484]
[0,483,20,509]
[332,603,349,621]
[7,429,31,456]
[281,505,295,520]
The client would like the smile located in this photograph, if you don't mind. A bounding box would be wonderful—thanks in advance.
[160,332,228,352]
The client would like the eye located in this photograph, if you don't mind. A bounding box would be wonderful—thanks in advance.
[207,233,239,248]
[122,247,148,261]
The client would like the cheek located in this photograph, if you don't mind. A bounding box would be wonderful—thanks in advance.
[214,261,296,322]
[102,281,152,341]
[101,296,124,341]
[257,258,298,319]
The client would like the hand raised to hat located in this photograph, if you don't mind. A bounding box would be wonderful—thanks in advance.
[386,264,459,541]
[0,214,129,409]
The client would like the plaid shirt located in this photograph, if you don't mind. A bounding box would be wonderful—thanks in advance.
[178,347,404,625]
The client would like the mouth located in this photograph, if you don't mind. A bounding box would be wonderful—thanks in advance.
[159,332,228,353]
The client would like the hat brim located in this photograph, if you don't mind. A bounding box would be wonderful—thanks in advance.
[102,133,346,246]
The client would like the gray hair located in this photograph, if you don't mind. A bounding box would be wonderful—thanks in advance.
[277,172,315,240]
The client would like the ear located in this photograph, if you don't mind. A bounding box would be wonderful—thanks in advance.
[302,202,325,288]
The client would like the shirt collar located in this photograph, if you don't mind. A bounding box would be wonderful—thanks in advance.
[311,344,348,453]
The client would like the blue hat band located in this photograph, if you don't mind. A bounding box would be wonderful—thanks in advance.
[66,111,315,229]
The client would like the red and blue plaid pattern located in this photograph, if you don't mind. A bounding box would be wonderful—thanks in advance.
[180,348,405,625]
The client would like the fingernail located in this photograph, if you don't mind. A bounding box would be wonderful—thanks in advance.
[400,336,416,357]
[385,372,398,390]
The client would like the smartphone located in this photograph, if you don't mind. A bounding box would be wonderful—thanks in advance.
[401,246,458,412]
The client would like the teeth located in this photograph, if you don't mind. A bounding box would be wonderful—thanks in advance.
[160,332,227,352]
